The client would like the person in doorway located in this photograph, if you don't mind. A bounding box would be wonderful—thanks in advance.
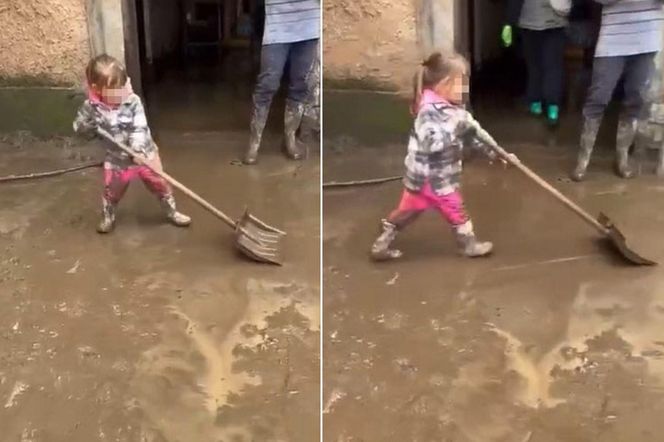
[503,0,569,125]
[371,52,517,261]
[73,54,191,233]
[571,0,664,181]
[243,0,320,165]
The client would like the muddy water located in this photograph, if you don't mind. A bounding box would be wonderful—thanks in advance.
[323,91,664,441]
[0,114,320,441]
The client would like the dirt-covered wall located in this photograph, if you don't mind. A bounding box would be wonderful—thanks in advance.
[0,0,90,86]
[323,0,456,91]
[323,0,419,91]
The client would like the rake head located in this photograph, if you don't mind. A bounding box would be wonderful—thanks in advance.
[234,210,286,265]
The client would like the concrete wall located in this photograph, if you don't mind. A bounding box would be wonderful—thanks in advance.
[323,0,419,90]
[0,0,90,86]
[323,0,456,91]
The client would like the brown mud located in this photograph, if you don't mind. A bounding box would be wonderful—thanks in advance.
[323,91,664,441]
[0,85,320,442]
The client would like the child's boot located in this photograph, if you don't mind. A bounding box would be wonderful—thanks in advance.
[454,221,493,258]
[371,220,403,261]
[97,200,116,234]
[615,117,636,179]
[161,195,192,227]
[284,100,305,160]
[243,105,269,165]
[571,117,602,182]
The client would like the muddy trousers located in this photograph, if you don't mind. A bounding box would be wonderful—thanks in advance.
[252,39,320,110]
[520,28,566,106]
[583,53,656,120]
[371,184,493,260]
[388,186,469,228]
[102,165,177,214]
[573,53,656,180]
[245,39,319,163]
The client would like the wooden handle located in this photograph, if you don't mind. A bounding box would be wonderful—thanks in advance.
[469,121,609,235]
[96,128,238,230]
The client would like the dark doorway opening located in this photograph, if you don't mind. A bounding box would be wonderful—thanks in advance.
[462,0,595,117]
[130,0,264,132]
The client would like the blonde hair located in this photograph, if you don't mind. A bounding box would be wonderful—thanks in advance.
[412,51,468,112]
[85,54,128,89]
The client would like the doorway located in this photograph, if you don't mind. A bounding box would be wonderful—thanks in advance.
[126,0,264,132]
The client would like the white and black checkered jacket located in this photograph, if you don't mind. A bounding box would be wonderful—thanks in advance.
[404,102,496,196]
[73,94,157,167]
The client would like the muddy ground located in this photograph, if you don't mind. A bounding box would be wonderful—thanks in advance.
[0,97,320,442]
[323,91,664,441]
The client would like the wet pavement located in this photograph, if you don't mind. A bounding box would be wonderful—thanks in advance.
[323,91,664,441]
[0,101,320,442]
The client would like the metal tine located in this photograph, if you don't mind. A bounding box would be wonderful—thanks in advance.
[246,229,280,241]
[237,235,279,252]
[245,211,286,235]
[243,230,281,244]
[240,233,279,248]
[243,220,283,236]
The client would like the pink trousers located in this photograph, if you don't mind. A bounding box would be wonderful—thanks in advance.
[389,184,469,227]
[103,165,171,204]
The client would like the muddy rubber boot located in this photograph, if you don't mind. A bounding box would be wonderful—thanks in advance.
[371,220,403,261]
[243,105,269,165]
[161,195,192,227]
[284,100,305,161]
[571,118,602,182]
[97,200,116,234]
[454,221,493,258]
[615,118,636,179]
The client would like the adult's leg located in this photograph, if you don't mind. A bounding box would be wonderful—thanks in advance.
[615,52,657,178]
[571,56,626,181]
[521,29,544,113]
[244,43,291,165]
[284,39,319,160]
[542,28,566,123]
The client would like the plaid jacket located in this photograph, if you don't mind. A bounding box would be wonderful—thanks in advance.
[404,102,496,196]
[73,93,157,167]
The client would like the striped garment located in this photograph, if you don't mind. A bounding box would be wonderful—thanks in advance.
[262,0,320,45]
[73,94,157,168]
[519,0,568,30]
[403,101,496,196]
[595,0,664,57]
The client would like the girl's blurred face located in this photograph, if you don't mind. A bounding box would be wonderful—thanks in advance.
[101,86,126,106]
[434,71,469,105]
[91,83,125,107]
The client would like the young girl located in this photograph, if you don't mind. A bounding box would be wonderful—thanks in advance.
[371,51,511,261]
[73,54,191,233]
